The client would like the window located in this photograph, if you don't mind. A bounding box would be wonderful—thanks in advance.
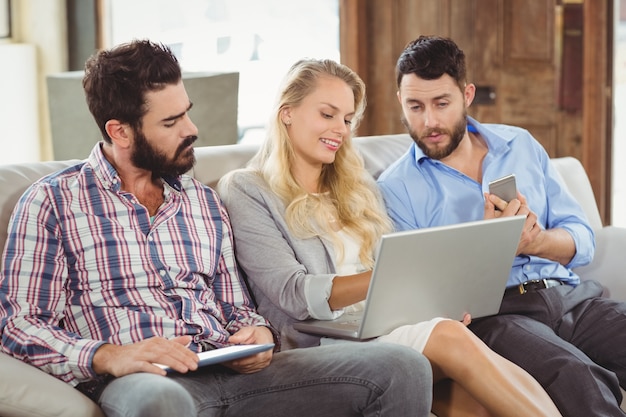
[103,0,340,144]
[0,0,9,38]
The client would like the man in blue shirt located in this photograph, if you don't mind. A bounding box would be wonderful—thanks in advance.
[378,35,626,417]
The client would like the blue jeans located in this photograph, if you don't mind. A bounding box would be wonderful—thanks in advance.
[94,343,432,417]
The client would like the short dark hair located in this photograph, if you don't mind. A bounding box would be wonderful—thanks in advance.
[396,35,466,90]
[82,39,182,143]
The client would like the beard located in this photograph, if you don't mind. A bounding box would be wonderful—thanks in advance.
[402,110,468,160]
[131,129,197,177]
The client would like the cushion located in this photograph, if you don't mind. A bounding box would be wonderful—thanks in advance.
[0,353,104,417]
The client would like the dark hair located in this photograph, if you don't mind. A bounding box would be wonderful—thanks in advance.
[82,39,182,143]
[396,35,466,90]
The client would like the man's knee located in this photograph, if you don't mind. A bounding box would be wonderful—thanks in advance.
[366,343,433,397]
[100,374,196,417]
[361,343,433,414]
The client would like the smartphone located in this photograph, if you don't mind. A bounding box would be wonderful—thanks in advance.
[488,174,517,202]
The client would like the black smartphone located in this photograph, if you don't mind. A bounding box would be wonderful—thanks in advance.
[488,174,517,202]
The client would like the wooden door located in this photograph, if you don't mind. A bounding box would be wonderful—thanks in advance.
[466,1,584,160]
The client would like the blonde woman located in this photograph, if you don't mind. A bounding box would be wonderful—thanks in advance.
[218,59,562,417]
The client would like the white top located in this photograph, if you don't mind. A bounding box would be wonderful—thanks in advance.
[305,229,366,320]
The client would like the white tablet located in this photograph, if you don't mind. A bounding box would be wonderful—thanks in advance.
[156,343,275,373]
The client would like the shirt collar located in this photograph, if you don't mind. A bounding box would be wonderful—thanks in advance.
[466,116,514,157]
[87,142,183,193]
[412,116,514,164]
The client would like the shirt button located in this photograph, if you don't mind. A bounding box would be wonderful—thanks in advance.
[159,270,166,276]
[148,236,153,241]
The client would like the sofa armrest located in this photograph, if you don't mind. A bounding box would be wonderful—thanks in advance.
[0,353,104,417]
[573,226,626,301]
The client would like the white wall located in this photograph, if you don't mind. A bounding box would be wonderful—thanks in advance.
[0,0,9,37]
[0,43,39,163]
[0,0,67,163]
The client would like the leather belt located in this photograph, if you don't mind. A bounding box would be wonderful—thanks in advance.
[504,279,564,296]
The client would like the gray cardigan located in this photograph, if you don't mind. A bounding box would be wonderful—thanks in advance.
[218,169,344,350]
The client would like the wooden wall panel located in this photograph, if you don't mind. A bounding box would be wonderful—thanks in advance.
[557,112,583,159]
[528,126,557,157]
[558,3,584,112]
[467,0,501,123]
[583,0,611,222]
[339,1,367,80]
[504,0,553,62]
[499,70,556,127]
[394,0,449,40]
[448,0,477,81]
[487,1,558,157]
[363,1,399,135]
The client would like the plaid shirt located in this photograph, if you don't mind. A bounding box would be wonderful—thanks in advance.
[0,144,272,386]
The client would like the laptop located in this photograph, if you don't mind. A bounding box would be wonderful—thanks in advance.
[293,215,526,341]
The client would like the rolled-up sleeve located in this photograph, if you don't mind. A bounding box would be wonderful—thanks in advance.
[304,275,344,320]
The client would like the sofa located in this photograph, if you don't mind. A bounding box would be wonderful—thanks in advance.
[0,133,625,417]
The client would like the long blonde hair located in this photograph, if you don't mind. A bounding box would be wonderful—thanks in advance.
[248,59,392,268]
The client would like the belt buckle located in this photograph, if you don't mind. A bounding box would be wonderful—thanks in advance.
[517,282,527,295]
[517,279,547,295]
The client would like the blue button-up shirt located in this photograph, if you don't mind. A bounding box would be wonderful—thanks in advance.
[377,116,594,287]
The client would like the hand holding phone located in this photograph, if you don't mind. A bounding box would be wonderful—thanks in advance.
[488,174,517,203]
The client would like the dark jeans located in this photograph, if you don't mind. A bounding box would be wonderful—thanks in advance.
[80,343,433,417]
[470,279,626,417]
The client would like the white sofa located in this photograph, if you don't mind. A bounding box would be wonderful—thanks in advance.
[0,133,625,417]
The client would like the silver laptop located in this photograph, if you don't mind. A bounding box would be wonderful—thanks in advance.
[293,215,526,340]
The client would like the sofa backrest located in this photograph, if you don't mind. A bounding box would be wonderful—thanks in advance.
[0,160,81,256]
[189,133,414,187]
[190,143,259,189]
[0,133,602,257]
